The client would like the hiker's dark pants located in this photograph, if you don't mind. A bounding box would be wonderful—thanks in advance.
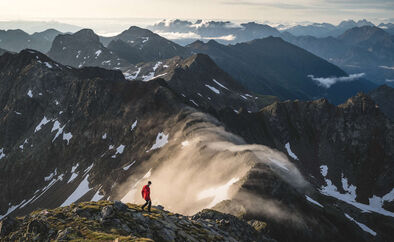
[142,200,151,211]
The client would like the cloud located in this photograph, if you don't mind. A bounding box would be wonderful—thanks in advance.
[308,73,365,88]
[379,65,394,70]
[386,79,394,83]
[205,34,236,41]
[155,31,236,41]
[155,31,202,39]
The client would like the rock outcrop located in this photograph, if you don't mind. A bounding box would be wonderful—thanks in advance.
[1,201,273,241]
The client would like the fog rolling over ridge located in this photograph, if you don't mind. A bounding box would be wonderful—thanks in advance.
[119,112,308,216]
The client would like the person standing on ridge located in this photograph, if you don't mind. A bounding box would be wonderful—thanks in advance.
[141,181,152,212]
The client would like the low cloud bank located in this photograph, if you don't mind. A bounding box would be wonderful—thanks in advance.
[308,73,365,88]
[155,31,235,41]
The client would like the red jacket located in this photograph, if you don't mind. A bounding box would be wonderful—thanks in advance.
[141,185,150,201]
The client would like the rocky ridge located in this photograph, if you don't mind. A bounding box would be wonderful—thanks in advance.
[0,201,272,241]
[48,29,129,69]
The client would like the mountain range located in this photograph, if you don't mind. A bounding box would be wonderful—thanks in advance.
[42,26,376,104]
[0,29,61,53]
[1,19,393,85]
[148,19,394,85]
[284,19,375,38]
[188,37,375,104]
[283,26,394,85]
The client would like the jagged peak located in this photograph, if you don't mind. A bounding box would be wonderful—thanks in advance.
[339,92,377,111]
[124,26,155,36]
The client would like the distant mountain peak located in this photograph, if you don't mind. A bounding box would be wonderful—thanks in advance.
[72,29,100,42]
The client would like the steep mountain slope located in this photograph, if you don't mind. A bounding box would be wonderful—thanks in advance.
[188,37,376,104]
[105,26,191,64]
[123,53,276,111]
[0,50,393,241]
[211,93,394,241]
[0,29,61,53]
[48,29,129,68]
[283,26,394,85]
[369,85,394,120]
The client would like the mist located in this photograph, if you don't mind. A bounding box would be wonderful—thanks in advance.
[118,111,309,216]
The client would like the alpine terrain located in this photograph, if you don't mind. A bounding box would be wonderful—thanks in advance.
[1,5,394,241]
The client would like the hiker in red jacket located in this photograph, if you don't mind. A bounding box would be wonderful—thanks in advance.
[141,181,152,212]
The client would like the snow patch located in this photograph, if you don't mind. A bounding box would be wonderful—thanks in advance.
[131,120,138,131]
[95,50,102,58]
[0,148,6,160]
[320,165,328,177]
[142,72,155,81]
[102,133,107,140]
[212,79,229,90]
[240,95,247,100]
[61,175,92,207]
[0,200,25,219]
[123,160,136,171]
[148,132,169,151]
[44,62,53,69]
[205,84,220,94]
[344,213,376,236]
[91,187,104,202]
[153,61,162,71]
[35,116,51,133]
[68,163,79,183]
[112,145,126,158]
[124,67,141,80]
[27,90,33,98]
[44,169,57,181]
[190,99,199,107]
[319,166,394,217]
[285,142,298,160]
[142,37,149,43]
[63,132,73,144]
[19,139,28,150]
[51,120,65,142]
[305,195,324,207]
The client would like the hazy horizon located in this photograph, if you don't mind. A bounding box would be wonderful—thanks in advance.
[0,17,393,36]
[1,0,393,34]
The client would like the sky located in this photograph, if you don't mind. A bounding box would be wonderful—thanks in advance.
[0,0,393,29]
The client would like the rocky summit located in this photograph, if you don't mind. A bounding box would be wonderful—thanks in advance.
[48,29,129,69]
[0,201,272,241]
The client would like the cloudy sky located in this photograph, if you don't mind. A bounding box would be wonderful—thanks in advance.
[1,0,393,24]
